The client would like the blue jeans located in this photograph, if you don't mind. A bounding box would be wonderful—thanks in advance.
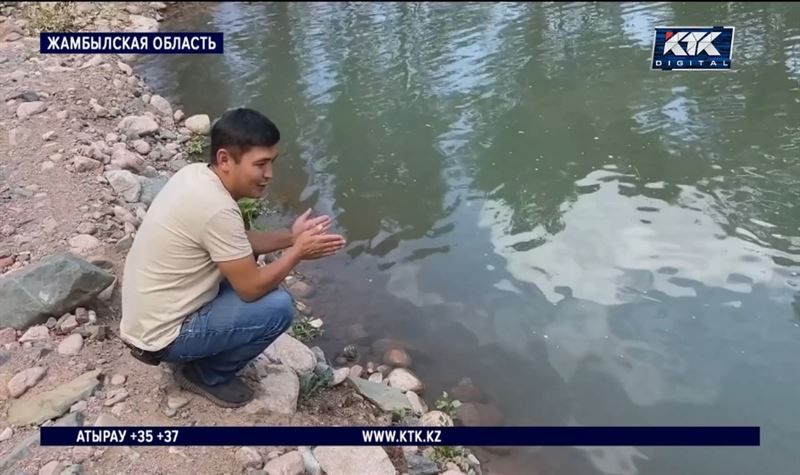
[162,280,294,386]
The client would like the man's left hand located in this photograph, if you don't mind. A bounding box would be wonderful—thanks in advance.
[291,208,332,244]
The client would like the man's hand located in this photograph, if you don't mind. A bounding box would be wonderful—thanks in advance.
[291,208,333,244]
[292,223,346,260]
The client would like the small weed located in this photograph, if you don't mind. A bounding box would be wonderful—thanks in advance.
[184,135,206,159]
[431,445,467,467]
[25,2,78,33]
[288,315,323,343]
[238,198,265,231]
[434,391,462,419]
[298,369,332,404]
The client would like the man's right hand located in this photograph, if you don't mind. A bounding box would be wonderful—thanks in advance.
[292,225,346,260]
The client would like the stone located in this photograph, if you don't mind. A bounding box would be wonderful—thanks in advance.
[93,413,122,427]
[347,376,411,412]
[406,391,428,416]
[59,315,79,333]
[70,401,87,413]
[7,370,102,426]
[19,326,49,342]
[245,365,299,416]
[456,403,505,426]
[8,366,46,398]
[387,368,423,393]
[103,388,128,406]
[75,222,96,235]
[310,346,326,364]
[264,334,316,377]
[173,109,185,122]
[313,446,395,475]
[349,365,363,379]
[150,95,172,116]
[167,392,189,410]
[117,115,158,137]
[39,461,64,475]
[72,446,93,463]
[75,308,89,324]
[129,15,159,33]
[57,334,83,356]
[42,131,56,141]
[184,114,211,135]
[117,61,132,75]
[17,101,45,119]
[41,161,55,171]
[0,427,11,441]
[236,447,263,469]
[104,170,141,202]
[441,471,465,475]
[68,235,101,255]
[368,373,382,384]
[72,156,101,172]
[332,367,349,386]
[264,450,304,475]
[288,281,313,299]
[420,411,454,427]
[383,348,412,368]
[111,148,146,173]
[0,327,17,344]
[132,139,150,155]
[139,176,169,206]
[110,374,126,386]
[404,453,439,475]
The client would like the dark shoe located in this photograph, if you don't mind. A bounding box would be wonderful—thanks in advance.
[174,364,254,408]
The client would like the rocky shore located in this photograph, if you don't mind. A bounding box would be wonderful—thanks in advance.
[0,3,488,474]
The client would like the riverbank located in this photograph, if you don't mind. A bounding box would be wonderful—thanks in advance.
[0,3,482,474]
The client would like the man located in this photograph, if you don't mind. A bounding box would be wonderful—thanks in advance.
[120,107,346,408]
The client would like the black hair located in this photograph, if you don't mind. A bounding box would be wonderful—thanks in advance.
[209,108,280,165]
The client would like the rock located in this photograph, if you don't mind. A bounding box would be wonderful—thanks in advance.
[140,176,169,206]
[406,391,428,416]
[75,308,89,324]
[72,446,92,463]
[441,471,466,475]
[404,453,439,475]
[39,461,64,475]
[110,374,126,386]
[73,156,101,172]
[0,427,11,441]
[167,392,189,410]
[117,61,132,75]
[383,348,412,368]
[68,235,101,255]
[173,109,185,122]
[106,133,119,143]
[236,447,263,469]
[288,281,313,299]
[313,447,395,475]
[0,327,16,344]
[264,334,315,377]
[103,388,128,406]
[8,366,46,398]
[50,153,64,162]
[150,95,172,116]
[387,368,423,393]
[59,315,79,333]
[93,413,122,427]
[310,346,326,364]
[245,365,299,416]
[456,403,504,426]
[151,2,167,11]
[17,101,45,119]
[332,367,349,386]
[347,376,411,412]
[125,5,142,14]
[132,139,150,155]
[264,450,304,475]
[111,148,146,173]
[19,326,49,342]
[420,411,454,427]
[104,170,141,202]
[57,334,83,356]
[184,114,211,135]
[117,115,158,137]
[368,373,382,384]
[129,15,159,33]
[42,131,56,141]
[0,253,113,329]
[297,446,322,475]
[70,401,87,413]
[349,365,363,379]
[451,378,485,403]
[75,222,96,235]
[8,370,102,426]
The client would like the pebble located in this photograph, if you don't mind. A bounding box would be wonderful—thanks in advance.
[0,427,12,441]
[19,325,49,342]
[110,374,126,386]
[104,388,129,406]
[8,366,47,398]
[167,393,189,410]
[236,446,263,469]
[57,334,84,355]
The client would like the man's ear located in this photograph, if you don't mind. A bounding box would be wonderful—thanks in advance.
[216,148,232,171]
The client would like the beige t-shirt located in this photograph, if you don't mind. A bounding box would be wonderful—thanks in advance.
[120,163,253,351]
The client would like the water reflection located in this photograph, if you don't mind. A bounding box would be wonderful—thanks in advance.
[135,3,800,474]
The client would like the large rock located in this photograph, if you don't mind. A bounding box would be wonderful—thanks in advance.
[8,367,46,398]
[264,450,305,475]
[312,447,395,475]
[68,234,101,255]
[104,170,142,202]
[111,148,146,173]
[387,368,423,393]
[7,369,102,426]
[0,253,114,329]
[117,115,159,136]
[245,365,299,416]
[264,334,316,377]
[184,114,211,135]
[17,101,45,119]
[347,376,411,412]
[405,453,439,475]
[406,390,428,416]
[149,95,172,116]
[139,176,169,207]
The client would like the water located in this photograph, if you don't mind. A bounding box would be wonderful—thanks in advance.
[135,3,800,474]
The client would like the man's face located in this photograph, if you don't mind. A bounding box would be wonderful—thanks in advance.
[222,145,279,199]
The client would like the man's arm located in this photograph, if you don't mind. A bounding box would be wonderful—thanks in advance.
[246,228,293,255]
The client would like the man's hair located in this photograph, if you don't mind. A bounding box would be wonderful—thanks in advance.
[209,108,280,165]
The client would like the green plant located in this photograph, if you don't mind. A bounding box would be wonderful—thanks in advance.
[238,198,265,231]
[288,315,323,343]
[184,136,206,159]
[298,370,332,404]
[435,391,462,419]
[25,2,78,33]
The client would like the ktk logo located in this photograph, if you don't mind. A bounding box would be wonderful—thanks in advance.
[651,26,734,71]
[663,31,721,56]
